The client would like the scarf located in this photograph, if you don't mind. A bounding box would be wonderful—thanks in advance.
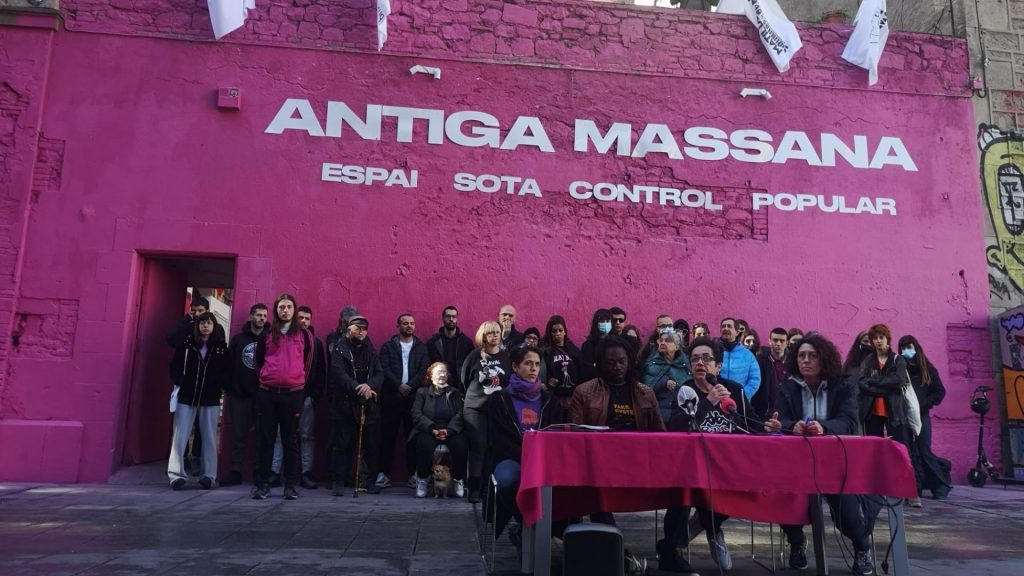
[508,374,542,401]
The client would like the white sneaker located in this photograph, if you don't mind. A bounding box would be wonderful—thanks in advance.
[407,474,419,489]
[454,479,465,498]
[375,472,390,488]
[707,531,732,571]
[416,479,428,498]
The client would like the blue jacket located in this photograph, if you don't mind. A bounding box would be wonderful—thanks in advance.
[642,351,692,423]
[720,341,761,400]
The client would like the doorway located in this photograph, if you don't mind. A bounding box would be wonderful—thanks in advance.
[119,254,235,474]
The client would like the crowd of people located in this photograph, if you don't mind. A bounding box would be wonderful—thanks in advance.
[165,296,953,576]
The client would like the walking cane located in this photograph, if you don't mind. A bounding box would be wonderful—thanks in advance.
[353,398,367,499]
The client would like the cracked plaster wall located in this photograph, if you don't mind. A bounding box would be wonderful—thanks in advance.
[0,0,993,481]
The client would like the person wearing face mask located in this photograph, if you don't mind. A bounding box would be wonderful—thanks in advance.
[460,320,511,503]
[579,308,615,382]
[409,362,467,498]
[842,331,874,382]
[487,346,562,550]
[897,335,953,500]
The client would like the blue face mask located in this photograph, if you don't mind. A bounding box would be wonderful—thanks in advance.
[597,321,613,334]
[901,347,917,360]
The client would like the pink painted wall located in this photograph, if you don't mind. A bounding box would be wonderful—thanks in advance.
[0,0,994,482]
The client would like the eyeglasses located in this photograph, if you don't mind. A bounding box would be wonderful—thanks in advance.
[690,354,716,364]
[613,317,626,324]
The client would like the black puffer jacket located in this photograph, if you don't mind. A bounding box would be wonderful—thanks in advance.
[773,375,860,435]
[170,334,229,406]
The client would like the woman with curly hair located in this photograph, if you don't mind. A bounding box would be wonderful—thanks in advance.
[764,334,879,575]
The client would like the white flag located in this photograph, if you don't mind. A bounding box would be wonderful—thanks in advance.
[842,0,889,86]
[377,0,392,51]
[718,0,802,73]
[208,0,255,40]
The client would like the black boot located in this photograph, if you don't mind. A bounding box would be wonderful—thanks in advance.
[467,476,481,503]
[657,538,694,573]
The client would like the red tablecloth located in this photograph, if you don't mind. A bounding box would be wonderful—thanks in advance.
[517,431,917,526]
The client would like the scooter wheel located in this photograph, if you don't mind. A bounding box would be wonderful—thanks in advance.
[967,468,987,488]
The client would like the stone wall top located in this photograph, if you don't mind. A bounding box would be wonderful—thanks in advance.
[59,0,970,97]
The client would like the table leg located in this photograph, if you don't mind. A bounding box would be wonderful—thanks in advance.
[523,486,552,575]
[887,498,909,576]
[809,494,829,576]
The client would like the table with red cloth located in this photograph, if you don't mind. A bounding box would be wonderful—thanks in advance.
[516,431,917,576]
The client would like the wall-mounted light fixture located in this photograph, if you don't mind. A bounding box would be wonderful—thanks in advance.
[739,88,772,100]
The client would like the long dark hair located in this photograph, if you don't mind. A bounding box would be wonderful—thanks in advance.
[271,293,299,342]
[786,334,842,382]
[841,330,871,374]
[897,334,933,386]
[587,308,613,342]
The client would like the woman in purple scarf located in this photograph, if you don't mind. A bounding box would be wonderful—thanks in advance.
[486,346,562,550]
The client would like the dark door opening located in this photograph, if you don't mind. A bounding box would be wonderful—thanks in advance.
[119,255,235,473]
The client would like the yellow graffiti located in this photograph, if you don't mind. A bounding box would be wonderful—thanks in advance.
[980,124,1024,295]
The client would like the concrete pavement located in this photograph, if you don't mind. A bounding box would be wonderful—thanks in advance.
[2,472,1023,576]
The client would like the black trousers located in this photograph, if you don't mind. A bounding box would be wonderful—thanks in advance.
[255,387,303,488]
[463,406,488,479]
[413,432,468,480]
[913,412,952,494]
[328,399,380,487]
[663,507,727,546]
[379,393,415,477]
[227,395,257,475]
[782,494,881,552]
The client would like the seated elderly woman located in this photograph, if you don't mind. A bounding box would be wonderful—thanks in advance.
[409,362,468,498]
[642,329,692,424]
[660,337,752,573]
[487,346,562,549]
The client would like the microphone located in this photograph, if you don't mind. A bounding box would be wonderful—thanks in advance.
[676,385,698,415]
[705,373,718,385]
[719,396,737,414]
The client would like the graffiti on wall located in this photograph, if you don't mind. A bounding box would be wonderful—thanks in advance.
[997,309,1024,478]
[979,124,1024,302]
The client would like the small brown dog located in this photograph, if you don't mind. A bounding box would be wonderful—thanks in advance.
[432,464,452,498]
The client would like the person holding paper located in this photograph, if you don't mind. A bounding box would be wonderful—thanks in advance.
[167,312,228,490]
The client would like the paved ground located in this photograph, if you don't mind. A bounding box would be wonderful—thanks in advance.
[2,470,1023,576]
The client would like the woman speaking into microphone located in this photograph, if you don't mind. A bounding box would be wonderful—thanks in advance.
[658,336,751,574]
